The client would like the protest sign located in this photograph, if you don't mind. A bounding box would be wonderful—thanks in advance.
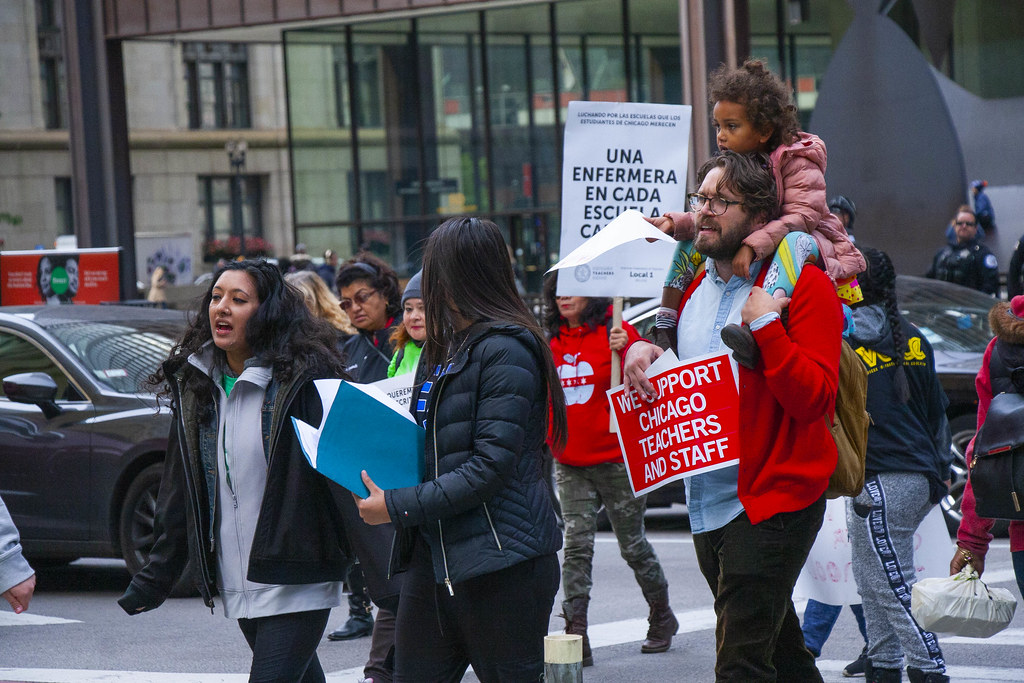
[557,100,691,298]
[793,498,953,605]
[608,350,739,496]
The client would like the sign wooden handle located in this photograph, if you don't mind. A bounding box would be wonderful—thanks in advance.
[610,296,624,432]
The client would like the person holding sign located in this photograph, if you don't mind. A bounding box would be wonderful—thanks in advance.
[354,217,567,683]
[624,151,843,682]
[542,278,678,666]
[118,260,352,682]
[649,60,863,366]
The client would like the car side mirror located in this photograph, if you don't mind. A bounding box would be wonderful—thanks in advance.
[3,372,62,419]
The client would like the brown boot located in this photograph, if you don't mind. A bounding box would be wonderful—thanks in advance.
[560,597,593,666]
[641,589,678,654]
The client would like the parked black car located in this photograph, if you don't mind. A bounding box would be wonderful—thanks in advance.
[623,275,996,532]
[0,305,186,578]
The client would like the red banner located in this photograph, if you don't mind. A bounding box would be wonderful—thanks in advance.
[608,352,740,496]
[0,249,120,305]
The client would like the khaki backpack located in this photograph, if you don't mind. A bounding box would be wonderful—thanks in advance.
[825,339,870,498]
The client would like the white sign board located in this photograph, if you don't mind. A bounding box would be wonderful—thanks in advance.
[557,101,691,297]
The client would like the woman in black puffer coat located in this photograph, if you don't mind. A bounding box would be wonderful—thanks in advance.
[355,216,568,683]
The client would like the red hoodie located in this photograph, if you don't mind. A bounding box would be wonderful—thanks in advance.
[549,317,642,467]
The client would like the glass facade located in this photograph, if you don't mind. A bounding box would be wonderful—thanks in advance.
[284,0,682,290]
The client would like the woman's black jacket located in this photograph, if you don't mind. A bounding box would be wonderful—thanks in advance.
[384,323,562,590]
[117,361,351,614]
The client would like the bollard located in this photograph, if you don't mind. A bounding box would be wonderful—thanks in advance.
[544,633,583,682]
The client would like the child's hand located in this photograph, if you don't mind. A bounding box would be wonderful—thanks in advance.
[608,326,628,351]
[732,245,755,279]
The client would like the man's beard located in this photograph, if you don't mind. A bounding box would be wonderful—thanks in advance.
[694,216,752,261]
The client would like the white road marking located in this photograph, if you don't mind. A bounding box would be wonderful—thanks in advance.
[0,612,80,626]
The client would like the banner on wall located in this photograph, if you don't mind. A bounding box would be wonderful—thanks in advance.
[0,248,121,305]
[556,100,691,297]
[135,234,194,287]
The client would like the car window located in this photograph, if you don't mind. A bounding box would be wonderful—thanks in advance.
[45,320,178,394]
[0,331,78,400]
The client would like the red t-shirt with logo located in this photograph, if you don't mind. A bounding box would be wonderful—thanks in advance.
[549,316,642,467]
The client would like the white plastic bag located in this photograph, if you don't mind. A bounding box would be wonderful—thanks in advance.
[911,564,1017,637]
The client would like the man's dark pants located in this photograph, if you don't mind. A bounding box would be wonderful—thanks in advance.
[693,494,826,682]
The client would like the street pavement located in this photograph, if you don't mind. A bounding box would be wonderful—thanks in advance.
[2,509,1024,682]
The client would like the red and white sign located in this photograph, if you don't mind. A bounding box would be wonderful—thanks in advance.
[0,248,120,305]
[607,351,739,496]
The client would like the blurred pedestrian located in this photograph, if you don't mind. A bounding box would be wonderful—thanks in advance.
[971,180,996,234]
[951,295,1024,598]
[147,266,169,305]
[317,249,339,291]
[829,195,857,243]
[1,494,36,614]
[118,259,351,682]
[927,205,999,296]
[543,276,677,667]
[387,271,424,378]
[847,247,951,683]
[1007,236,1024,299]
[286,270,356,336]
[355,216,567,682]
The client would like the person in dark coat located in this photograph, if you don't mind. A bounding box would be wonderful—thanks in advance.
[926,205,999,296]
[355,216,568,682]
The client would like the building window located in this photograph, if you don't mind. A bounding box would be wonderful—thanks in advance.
[198,175,264,259]
[54,177,73,235]
[36,0,66,129]
[184,43,251,129]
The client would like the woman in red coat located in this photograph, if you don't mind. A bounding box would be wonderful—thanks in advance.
[543,276,678,667]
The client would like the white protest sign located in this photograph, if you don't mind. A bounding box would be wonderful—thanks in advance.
[793,498,953,605]
[547,210,675,273]
[557,101,691,297]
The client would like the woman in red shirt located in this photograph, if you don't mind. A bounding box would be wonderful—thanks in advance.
[543,277,678,667]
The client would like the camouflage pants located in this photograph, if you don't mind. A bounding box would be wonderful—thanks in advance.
[555,461,669,603]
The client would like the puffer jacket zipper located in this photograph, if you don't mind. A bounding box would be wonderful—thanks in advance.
[431,370,455,596]
[482,503,502,550]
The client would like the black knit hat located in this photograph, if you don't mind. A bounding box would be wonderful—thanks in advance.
[402,270,423,306]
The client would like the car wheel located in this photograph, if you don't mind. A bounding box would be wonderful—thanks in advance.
[939,414,1009,538]
[119,463,198,598]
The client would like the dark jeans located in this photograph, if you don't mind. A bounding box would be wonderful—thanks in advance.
[394,537,560,683]
[801,600,867,657]
[693,496,826,682]
[237,608,330,683]
[1012,550,1024,598]
[365,606,396,683]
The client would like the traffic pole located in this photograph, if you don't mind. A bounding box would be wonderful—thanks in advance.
[544,634,583,682]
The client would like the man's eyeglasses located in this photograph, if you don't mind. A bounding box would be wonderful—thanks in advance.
[954,220,976,227]
[686,193,743,216]
[340,289,379,311]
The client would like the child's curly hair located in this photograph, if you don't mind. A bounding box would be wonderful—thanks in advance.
[708,59,800,151]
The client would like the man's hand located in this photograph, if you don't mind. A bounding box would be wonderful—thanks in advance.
[608,326,628,351]
[2,574,36,614]
[741,286,789,325]
[950,545,984,577]
[623,341,663,402]
[645,215,675,237]
[731,245,756,279]
[353,471,392,525]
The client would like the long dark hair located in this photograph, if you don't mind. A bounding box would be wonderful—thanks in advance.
[542,274,611,339]
[856,247,910,403]
[335,252,402,320]
[151,259,345,406]
[422,216,567,447]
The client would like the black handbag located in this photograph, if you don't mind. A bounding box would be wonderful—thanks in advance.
[971,391,1024,520]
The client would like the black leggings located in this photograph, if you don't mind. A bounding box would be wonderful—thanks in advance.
[394,538,560,683]
[237,608,330,683]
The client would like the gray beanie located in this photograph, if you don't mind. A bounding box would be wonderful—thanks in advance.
[402,270,423,306]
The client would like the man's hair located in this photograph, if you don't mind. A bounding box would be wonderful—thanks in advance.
[696,151,778,223]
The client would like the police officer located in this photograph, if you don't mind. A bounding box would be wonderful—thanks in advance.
[926,205,999,296]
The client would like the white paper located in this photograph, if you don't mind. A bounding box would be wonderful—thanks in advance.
[351,380,417,422]
[293,379,344,468]
[547,210,675,273]
[370,374,416,412]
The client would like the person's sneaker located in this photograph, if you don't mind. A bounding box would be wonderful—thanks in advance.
[842,647,868,677]
[720,323,760,369]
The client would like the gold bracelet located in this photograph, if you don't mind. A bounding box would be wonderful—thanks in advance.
[959,547,974,563]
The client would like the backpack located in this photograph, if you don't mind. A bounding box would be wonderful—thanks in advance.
[677,266,869,498]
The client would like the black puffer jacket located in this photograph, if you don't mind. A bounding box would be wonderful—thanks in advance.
[384,323,562,589]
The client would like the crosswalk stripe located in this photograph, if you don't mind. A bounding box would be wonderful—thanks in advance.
[0,612,79,627]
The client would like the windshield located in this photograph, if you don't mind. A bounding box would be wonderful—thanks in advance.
[896,276,994,354]
[46,319,180,394]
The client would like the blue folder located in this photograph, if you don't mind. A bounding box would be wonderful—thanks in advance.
[292,379,425,498]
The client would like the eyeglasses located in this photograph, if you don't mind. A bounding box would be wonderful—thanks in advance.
[340,289,379,311]
[954,220,976,227]
[687,193,743,216]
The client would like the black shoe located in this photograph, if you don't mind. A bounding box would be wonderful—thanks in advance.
[720,323,759,369]
[843,647,867,677]
[327,612,374,641]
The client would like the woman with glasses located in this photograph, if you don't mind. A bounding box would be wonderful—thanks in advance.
[926,205,999,296]
[355,217,567,682]
[330,253,404,682]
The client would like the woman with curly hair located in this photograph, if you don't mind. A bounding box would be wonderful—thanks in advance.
[286,269,356,336]
[542,275,677,667]
[649,59,863,365]
[118,259,352,682]
[846,247,951,683]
